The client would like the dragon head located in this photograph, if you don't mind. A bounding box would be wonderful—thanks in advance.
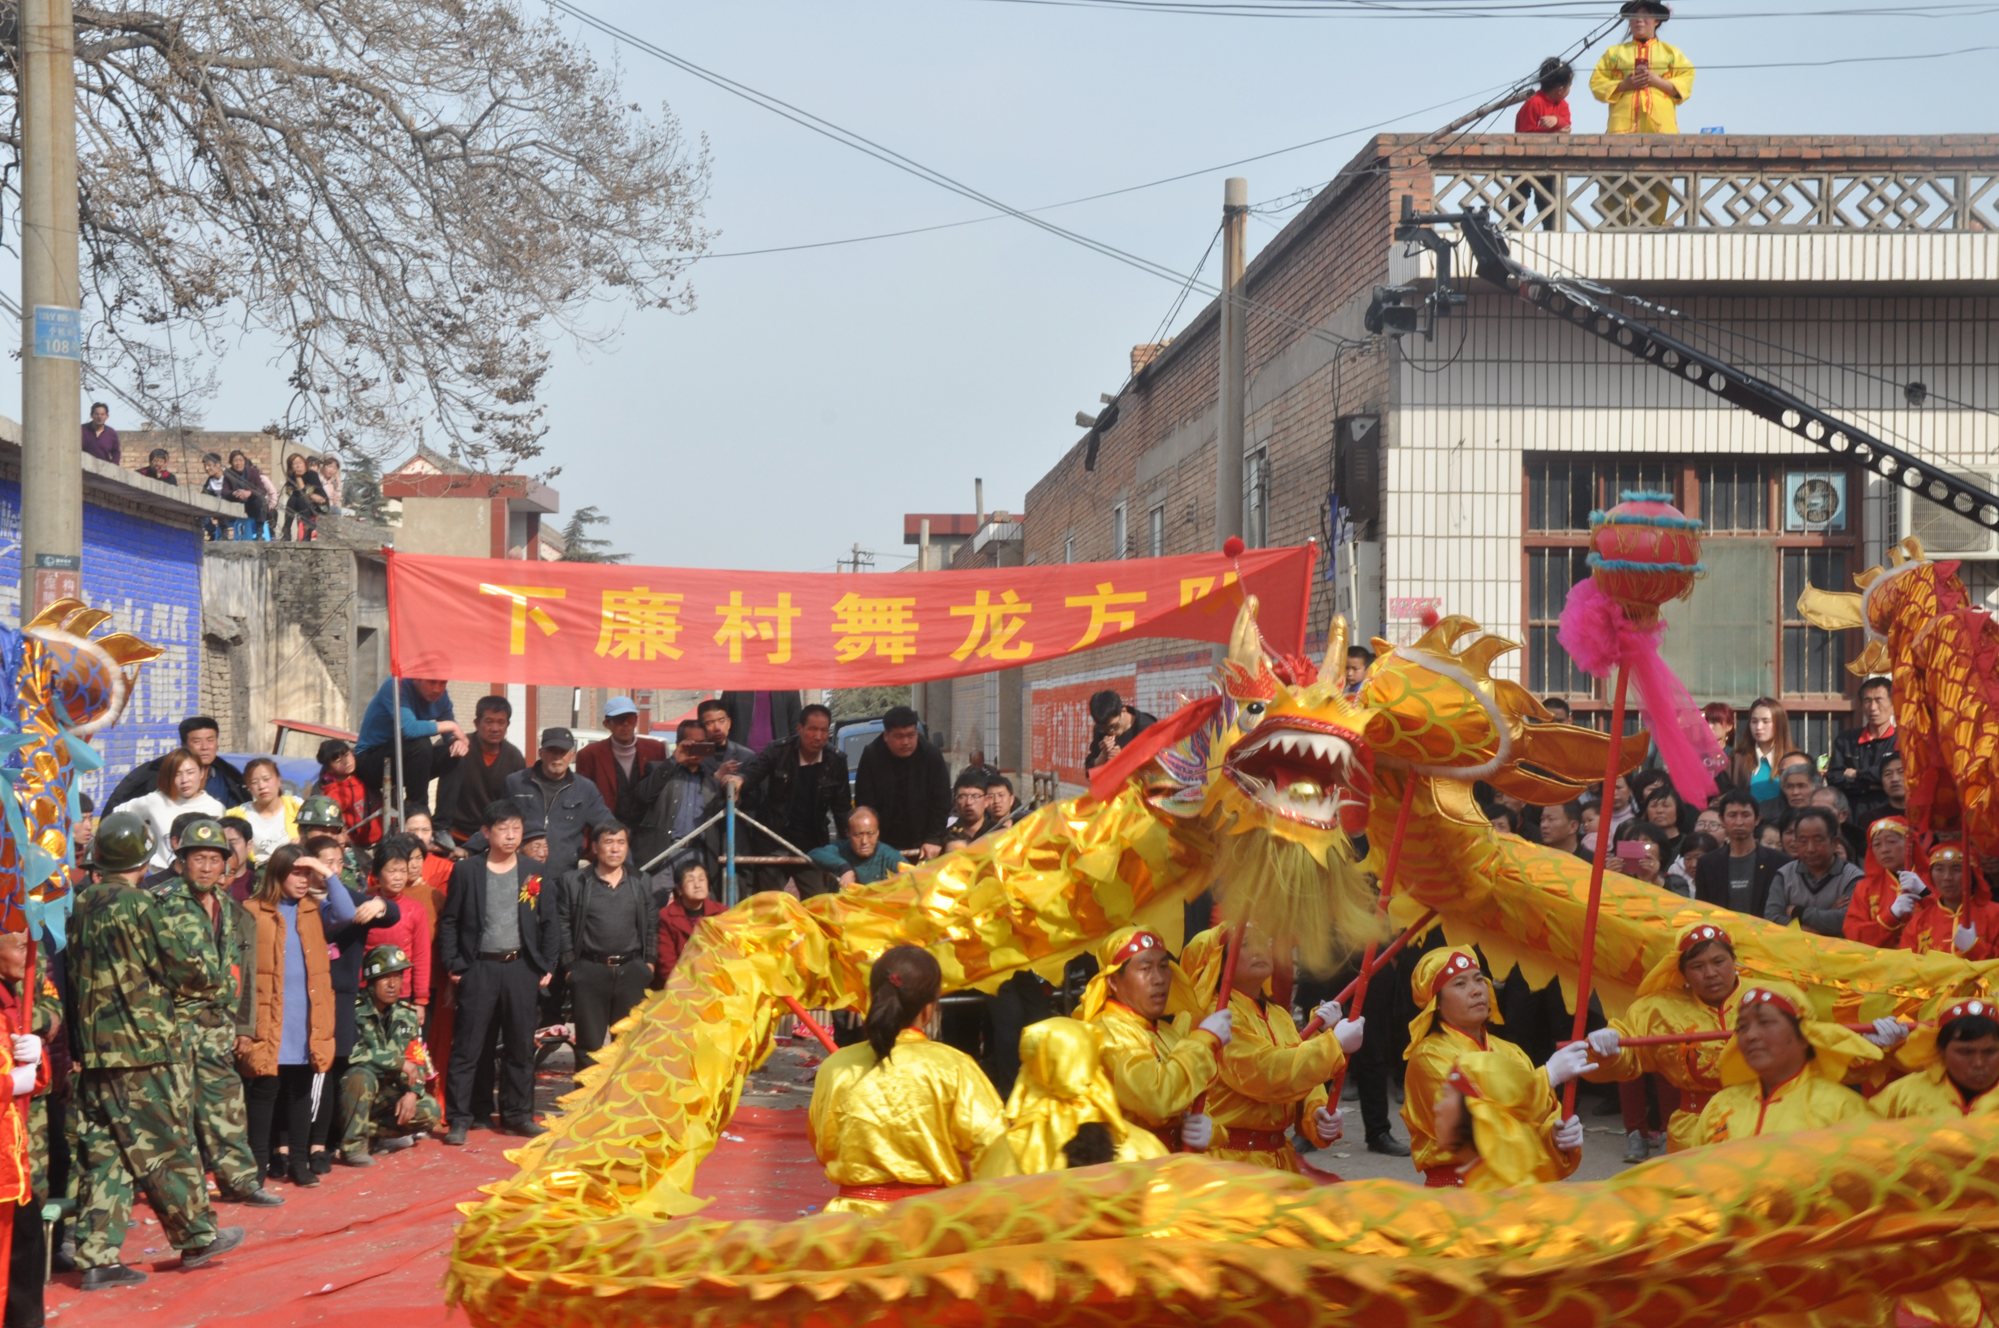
[1120,598,1643,970]
[1149,601,1375,845]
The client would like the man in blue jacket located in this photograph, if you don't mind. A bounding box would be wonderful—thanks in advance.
[355,676,468,816]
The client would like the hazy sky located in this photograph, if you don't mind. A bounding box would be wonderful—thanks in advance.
[8,1,1993,571]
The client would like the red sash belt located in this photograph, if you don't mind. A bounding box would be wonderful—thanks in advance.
[1421,1166,1467,1188]
[1223,1127,1293,1153]
[836,1182,942,1204]
[1678,1090,1713,1119]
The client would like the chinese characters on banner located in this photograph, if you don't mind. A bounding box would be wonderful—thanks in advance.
[386,546,1317,688]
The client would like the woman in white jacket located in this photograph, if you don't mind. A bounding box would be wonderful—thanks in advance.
[126,749,224,869]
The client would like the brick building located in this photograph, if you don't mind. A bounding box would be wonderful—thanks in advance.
[1014,132,1999,792]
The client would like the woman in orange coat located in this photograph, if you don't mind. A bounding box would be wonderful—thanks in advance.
[239,845,340,1187]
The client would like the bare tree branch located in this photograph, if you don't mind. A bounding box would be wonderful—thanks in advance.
[0,0,713,469]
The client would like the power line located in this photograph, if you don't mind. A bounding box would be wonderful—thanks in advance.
[545,0,1366,355]
[687,78,1520,261]
[953,0,1999,18]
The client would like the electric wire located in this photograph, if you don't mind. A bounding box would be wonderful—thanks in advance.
[954,0,1999,18]
[545,0,1368,355]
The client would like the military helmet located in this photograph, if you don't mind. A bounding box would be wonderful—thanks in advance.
[174,817,229,857]
[362,945,412,983]
[296,795,344,830]
[91,811,156,872]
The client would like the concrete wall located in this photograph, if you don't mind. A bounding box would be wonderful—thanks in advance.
[201,536,388,758]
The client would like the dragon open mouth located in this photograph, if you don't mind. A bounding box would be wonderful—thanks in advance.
[1223,719,1371,833]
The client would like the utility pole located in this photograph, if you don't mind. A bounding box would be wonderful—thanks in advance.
[1213,178,1248,663]
[19,0,84,614]
[1217,177,1248,550]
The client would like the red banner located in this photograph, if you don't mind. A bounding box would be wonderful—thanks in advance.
[385,545,1316,689]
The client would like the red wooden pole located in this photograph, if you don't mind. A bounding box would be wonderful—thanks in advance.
[1300,908,1438,1039]
[1564,664,1631,1117]
[781,996,839,1055]
[1321,781,1419,1107]
[1189,920,1247,1117]
[1581,1020,1905,1050]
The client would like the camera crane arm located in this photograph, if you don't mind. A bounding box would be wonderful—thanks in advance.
[1391,203,1999,535]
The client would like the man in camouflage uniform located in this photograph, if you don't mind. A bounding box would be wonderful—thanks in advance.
[69,812,246,1290]
[297,795,368,886]
[337,945,441,1164]
[151,818,282,1207]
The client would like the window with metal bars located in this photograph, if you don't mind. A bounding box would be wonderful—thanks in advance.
[1522,454,1859,753]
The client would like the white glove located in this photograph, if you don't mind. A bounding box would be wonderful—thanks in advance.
[1553,1114,1585,1151]
[1865,1016,1909,1049]
[1897,871,1928,896]
[1587,1027,1622,1059]
[1544,1041,1598,1090]
[1311,1105,1344,1143]
[1180,1112,1214,1152]
[7,1066,30,1098]
[1334,1017,1366,1055]
[1890,891,1919,920]
[10,1034,40,1068]
[1312,1000,1343,1029]
[1198,1009,1234,1046]
[1955,925,1980,956]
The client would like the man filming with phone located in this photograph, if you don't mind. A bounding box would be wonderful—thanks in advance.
[631,719,727,880]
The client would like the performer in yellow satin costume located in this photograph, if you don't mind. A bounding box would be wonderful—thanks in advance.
[1181,925,1359,1171]
[1874,997,1999,1120]
[808,946,1015,1213]
[1403,946,1588,1187]
[1872,999,1999,1328]
[1432,1050,1582,1190]
[1081,926,1228,1155]
[1004,1017,1167,1173]
[1692,981,1880,1146]
[1590,1,1694,135]
[1584,921,1739,1152]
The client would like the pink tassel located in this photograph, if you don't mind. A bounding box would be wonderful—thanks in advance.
[1558,579,1720,805]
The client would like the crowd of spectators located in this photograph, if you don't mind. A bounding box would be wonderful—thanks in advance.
[31,682,1035,1302]
[82,400,351,545]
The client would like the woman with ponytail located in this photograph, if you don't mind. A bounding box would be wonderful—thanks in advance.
[808,946,1016,1213]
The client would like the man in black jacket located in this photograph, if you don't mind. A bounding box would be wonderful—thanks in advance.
[852,706,949,861]
[552,822,656,1069]
[1826,676,1898,830]
[1693,788,1790,919]
[437,800,558,1143]
[722,704,851,895]
[105,716,250,812]
[500,728,617,879]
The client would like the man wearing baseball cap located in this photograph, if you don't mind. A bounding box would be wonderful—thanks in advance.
[499,727,618,881]
[575,696,667,821]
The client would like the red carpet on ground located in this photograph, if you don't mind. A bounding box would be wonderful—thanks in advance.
[47,1109,833,1327]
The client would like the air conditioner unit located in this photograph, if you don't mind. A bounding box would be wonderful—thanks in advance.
[1902,466,1999,560]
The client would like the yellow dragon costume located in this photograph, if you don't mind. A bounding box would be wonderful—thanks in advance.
[444,550,1999,1327]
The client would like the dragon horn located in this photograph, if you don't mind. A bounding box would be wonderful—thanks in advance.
[1318,616,1350,688]
[1796,581,1867,632]
[1227,596,1264,670]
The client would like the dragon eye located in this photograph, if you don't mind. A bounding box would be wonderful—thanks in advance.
[1240,701,1267,725]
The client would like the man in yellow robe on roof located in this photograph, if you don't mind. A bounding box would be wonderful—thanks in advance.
[1592,1,1694,135]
